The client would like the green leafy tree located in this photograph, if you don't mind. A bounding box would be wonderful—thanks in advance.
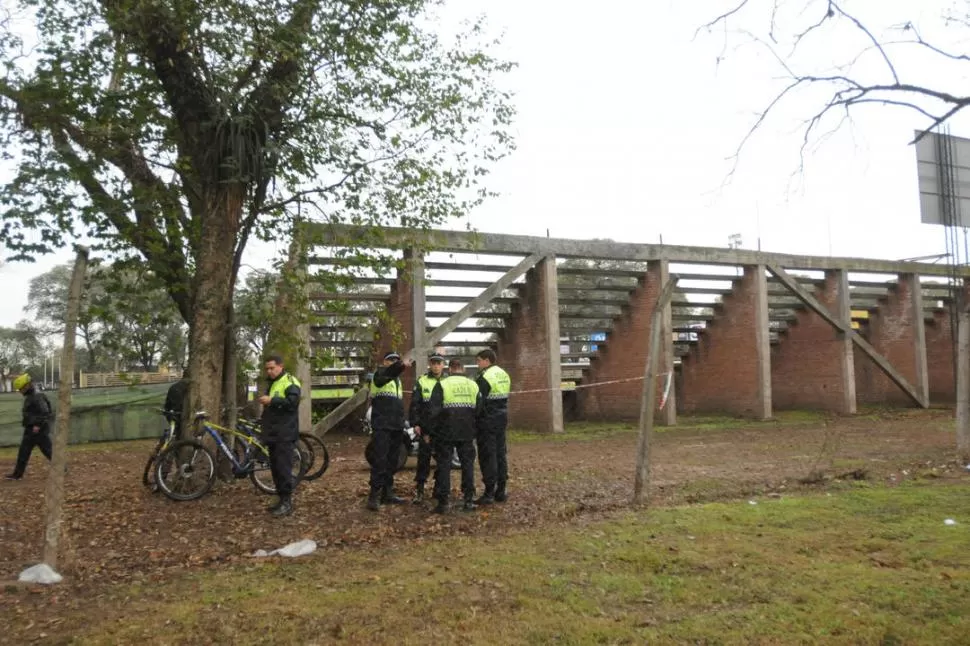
[25,263,109,370]
[0,321,43,391]
[0,0,516,425]
[25,262,185,371]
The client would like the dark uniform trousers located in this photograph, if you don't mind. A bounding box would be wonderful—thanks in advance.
[415,435,433,485]
[369,428,404,491]
[477,427,508,492]
[267,439,296,497]
[432,439,475,503]
[15,427,53,476]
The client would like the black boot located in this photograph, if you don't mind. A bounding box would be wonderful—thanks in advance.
[494,483,507,503]
[432,499,449,514]
[367,489,381,511]
[475,487,495,505]
[382,487,406,505]
[412,482,425,504]
[4,472,22,481]
[462,498,477,512]
[272,495,293,517]
[266,497,283,512]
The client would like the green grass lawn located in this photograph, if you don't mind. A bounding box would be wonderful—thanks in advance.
[44,480,970,645]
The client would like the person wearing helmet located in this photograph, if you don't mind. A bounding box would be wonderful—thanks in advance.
[5,373,54,480]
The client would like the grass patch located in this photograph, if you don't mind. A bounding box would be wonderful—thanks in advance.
[510,410,828,443]
[40,481,970,645]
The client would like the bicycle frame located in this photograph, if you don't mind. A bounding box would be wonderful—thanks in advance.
[193,415,269,477]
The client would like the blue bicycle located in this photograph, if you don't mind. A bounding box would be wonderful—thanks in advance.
[154,411,305,502]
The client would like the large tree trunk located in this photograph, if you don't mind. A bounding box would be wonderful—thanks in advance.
[184,188,244,437]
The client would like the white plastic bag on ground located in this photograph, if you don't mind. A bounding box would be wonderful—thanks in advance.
[18,563,63,584]
[252,538,317,558]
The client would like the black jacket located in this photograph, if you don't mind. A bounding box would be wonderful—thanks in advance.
[426,376,483,443]
[22,386,53,432]
[476,367,509,433]
[260,372,302,442]
[370,360,406,431]
[164,379,189,417]
[409,371,443,435]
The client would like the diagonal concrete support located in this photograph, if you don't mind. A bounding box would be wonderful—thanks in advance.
[312,253,545,436]
[766,264,927,408]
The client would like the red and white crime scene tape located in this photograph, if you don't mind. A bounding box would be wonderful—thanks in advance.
[507,371,674,411]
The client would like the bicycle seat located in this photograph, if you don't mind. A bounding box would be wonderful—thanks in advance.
[193,410,209,421]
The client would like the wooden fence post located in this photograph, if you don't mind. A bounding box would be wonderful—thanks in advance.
[41,245,88,569]
[633,276,679,506]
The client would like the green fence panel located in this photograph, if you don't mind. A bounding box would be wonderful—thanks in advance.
[0,384,170,448]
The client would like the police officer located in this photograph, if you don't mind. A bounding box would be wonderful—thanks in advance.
[408,352,446,503]
[426,359,481,514]
[474,349,511,504]
[257,354,302,517]
[5,373,54,480]
[367,351,413,511]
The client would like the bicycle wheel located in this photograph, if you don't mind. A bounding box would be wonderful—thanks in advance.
[299,432,330,481]
[154,439,216,501]
[249,445,304,495]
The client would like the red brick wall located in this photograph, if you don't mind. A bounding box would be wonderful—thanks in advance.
[497,259,557,431]
[679,266,767,416]
[854,274,922,407]
[926,308,957,404]
[578,261,667,421]
[770,271,852,411]
[375,272,417,410]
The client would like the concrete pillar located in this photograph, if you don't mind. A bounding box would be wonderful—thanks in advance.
[297,322,312,432]
[498,256,564,433]
[835,269,858,414]
[577,260,675,424]
[658,261,677,426]
[679,264,772,419]
[753,264,772,419]
[769,269,856,413]
[909,273,930,404]
[408,249,427,361]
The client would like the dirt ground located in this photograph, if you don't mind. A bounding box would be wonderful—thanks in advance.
[1,408,968,640]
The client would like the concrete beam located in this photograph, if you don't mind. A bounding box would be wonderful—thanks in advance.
[308,223,970,277]
[766,264,928,408]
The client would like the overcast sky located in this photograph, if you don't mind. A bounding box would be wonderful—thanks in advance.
[1,0,968,328]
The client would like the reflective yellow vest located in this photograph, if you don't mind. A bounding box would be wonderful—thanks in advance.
[481,365,511,400]
[370,376,402,399]
[441,375,479,408]
[268,373,302,401]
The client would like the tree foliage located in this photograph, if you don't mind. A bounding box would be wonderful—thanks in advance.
[24,262,185,371]
[700,0,970,170]
[0,321,42,391]
[0,0,516,419]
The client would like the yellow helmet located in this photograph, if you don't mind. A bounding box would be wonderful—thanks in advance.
[12,373,31,391]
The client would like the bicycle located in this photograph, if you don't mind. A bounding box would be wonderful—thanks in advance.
[142,408,179,493]
[237,416,331,481]
[154,410,307,502]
